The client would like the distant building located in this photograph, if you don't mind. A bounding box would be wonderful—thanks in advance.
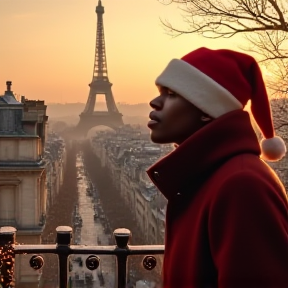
[44,132,66,211]
[0,81,48,287]
[90,124,171,245]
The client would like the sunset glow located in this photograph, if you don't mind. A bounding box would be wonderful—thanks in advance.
[1,0,246,104]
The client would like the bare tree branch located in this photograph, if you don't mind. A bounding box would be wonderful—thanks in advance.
[158,0,288,95]
[159,0,288,38]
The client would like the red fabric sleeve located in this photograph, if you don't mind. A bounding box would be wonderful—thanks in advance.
[209,172,288,288]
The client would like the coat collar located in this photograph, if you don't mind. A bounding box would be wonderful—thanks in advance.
[146,110,261,200]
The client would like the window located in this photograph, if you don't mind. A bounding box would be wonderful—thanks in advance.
[0,186,16,225]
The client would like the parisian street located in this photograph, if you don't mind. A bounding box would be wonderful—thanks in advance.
[69,152,115,288]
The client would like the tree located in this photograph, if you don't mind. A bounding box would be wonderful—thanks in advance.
[159,0,287,93]
[266,96,288,190]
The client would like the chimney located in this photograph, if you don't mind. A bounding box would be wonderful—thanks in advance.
[6,81,12,91]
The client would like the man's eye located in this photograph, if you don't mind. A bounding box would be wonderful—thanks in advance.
[167,90,177,97]
[167,89,176,95]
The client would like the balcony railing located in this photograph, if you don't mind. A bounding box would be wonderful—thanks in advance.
[0,226,164,288]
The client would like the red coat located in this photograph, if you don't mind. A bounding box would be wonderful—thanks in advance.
[147,110,288,288]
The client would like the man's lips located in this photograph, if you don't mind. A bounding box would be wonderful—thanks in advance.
[147,120,159,127]
[149,111,160,122]
[148,111,160,128]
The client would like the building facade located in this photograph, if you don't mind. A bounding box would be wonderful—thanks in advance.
[44,132,66,211]
[0,81,48,287]
[90,125,171,245]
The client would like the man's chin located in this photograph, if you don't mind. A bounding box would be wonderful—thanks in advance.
[150,133,171,144]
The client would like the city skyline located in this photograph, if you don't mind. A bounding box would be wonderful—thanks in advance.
[1,0,246,104]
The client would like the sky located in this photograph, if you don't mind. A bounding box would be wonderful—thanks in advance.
[0,0,246,104]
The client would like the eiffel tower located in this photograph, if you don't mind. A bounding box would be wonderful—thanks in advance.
[77,0,123,136]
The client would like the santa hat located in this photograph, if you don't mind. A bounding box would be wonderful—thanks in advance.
[155,47,286,162]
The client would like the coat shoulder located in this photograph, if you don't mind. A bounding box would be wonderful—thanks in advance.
[208,153,286,200]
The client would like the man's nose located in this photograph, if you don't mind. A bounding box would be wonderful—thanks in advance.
[149,95,162,110]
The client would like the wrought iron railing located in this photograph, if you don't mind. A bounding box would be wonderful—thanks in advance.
[0,226,164,288]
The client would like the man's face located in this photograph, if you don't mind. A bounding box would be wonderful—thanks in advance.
[148,86,206,145]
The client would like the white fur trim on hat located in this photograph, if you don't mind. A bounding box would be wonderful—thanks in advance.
[155,59,243,118]
[260,136,287,162]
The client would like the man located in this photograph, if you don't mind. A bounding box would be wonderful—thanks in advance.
[146,47,288,288]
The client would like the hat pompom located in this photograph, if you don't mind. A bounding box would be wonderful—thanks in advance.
[260,136,287,162]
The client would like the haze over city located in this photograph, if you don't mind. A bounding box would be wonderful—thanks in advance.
[0,0,246,105]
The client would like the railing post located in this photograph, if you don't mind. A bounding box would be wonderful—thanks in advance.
[56,226,72,288]
[113,228,131,288]
[0,226,16,288]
